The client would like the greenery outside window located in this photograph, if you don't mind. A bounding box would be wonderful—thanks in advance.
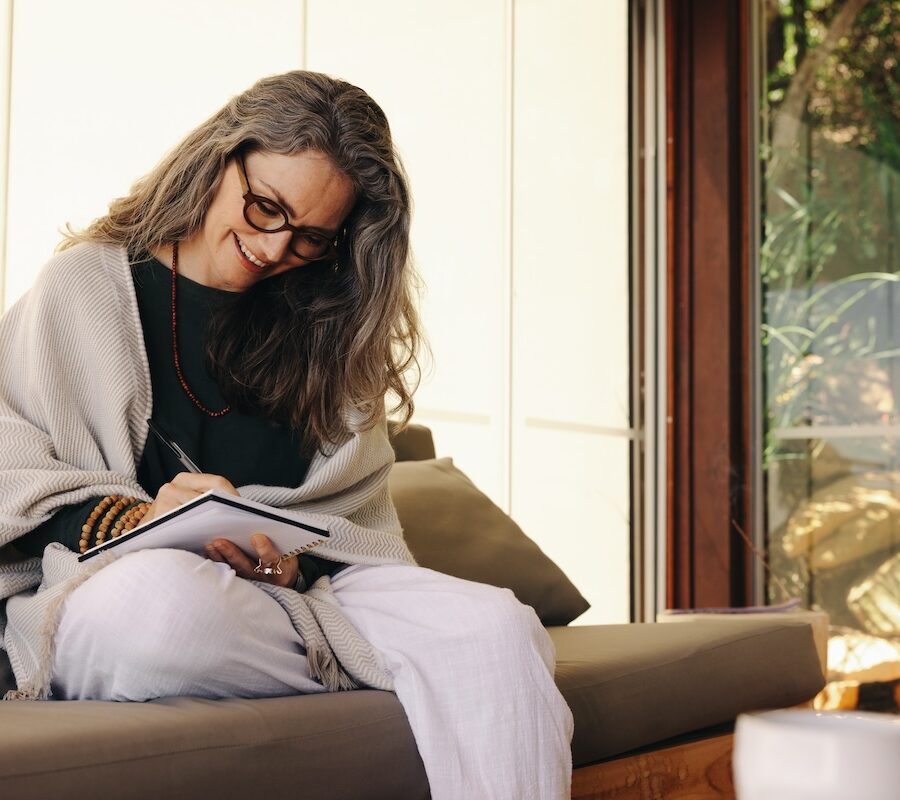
[760,0,900,703]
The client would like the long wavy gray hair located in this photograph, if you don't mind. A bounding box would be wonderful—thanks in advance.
[61,70,424,452]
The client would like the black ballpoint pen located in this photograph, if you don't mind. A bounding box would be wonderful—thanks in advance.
[145,419,202,473]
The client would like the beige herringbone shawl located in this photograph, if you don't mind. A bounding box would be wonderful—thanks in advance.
[0,243,415,698]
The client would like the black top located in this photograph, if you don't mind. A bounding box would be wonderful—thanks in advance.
[17,254,344,587]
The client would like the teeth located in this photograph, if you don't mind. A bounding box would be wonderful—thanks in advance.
[237,236,267,269]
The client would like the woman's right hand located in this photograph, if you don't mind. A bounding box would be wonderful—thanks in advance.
[139,472,240,526]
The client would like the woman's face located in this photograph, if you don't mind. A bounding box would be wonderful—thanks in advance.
[177,149,356,292]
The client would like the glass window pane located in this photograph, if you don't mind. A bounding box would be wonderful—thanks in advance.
[760,0,900,701]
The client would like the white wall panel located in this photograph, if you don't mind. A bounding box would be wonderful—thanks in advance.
[4,0,303,308]
[513,0,630,430]
[512,428,630,624]
[512,1,630,622]
[306,0,511,505]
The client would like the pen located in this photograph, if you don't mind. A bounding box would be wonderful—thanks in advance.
[146,419,202,473]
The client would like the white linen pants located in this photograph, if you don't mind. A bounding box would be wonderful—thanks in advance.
[50,550,574,800]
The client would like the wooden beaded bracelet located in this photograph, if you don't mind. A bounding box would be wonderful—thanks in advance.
[128,502,152,530]
[79,497,152,554]
[110,502,152,540]
[79,495,119,554]
[95,496,136,546]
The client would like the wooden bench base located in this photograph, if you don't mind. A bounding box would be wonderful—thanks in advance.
[571,733,735,799]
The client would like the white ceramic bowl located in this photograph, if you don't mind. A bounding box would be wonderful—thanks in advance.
[734,709,900,800]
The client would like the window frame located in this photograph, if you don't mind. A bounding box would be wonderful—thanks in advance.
[664,0,757,608]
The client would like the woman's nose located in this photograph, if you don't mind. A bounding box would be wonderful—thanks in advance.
[258,230,293,263]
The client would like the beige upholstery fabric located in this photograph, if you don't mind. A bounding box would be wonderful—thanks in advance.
[0,692,428,800]
[551,618,826,765]
[388,423,437,463]
[0,617,826,798]
[389,458,590,625]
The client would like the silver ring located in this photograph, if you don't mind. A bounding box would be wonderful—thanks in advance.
[254,558,283,576]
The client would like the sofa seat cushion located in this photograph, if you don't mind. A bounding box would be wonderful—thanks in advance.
[0,618,826,797]
[0,690,428,800]
[550,618,826,766]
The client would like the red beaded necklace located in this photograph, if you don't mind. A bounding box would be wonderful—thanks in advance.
[170,242,232,417]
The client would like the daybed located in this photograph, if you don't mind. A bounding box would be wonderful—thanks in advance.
[0,424,825,799]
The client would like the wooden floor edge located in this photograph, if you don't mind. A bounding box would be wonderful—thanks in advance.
[571,733,735,800]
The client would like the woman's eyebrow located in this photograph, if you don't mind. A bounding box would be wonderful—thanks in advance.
[258,178,298,218]
[258,178,338,237]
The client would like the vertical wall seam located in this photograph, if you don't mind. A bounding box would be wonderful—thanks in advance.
[0,0,14,312]
[631,0,646,623]
[505,0,515,515]
[301,0,308,70]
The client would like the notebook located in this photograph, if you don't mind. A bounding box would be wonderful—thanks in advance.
[77,489,330,562]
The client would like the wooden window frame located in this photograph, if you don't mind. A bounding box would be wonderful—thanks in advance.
[665,0,756,608]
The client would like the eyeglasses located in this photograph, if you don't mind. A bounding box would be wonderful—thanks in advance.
[235,152,340,262]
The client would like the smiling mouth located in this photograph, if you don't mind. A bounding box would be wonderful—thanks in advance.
[233,234,270,272]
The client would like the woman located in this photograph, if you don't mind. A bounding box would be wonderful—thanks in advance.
[0,71,573,798]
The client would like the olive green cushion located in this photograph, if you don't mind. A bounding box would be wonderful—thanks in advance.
[0,692,428,800]
[550,618,826,764]
[389,457,590,625]
[0,618,827,799]
[388,423,437,463]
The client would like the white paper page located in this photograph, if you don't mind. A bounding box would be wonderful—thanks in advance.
[79,490,329,561]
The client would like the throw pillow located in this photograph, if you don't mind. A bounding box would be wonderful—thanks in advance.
[389,457,590,626]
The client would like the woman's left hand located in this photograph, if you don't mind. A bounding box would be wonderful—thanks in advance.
[205,533,299,588]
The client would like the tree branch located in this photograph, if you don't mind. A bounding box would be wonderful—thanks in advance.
[771,0,870,156]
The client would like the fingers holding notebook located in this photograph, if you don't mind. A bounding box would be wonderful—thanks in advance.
[206,532,300,589]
